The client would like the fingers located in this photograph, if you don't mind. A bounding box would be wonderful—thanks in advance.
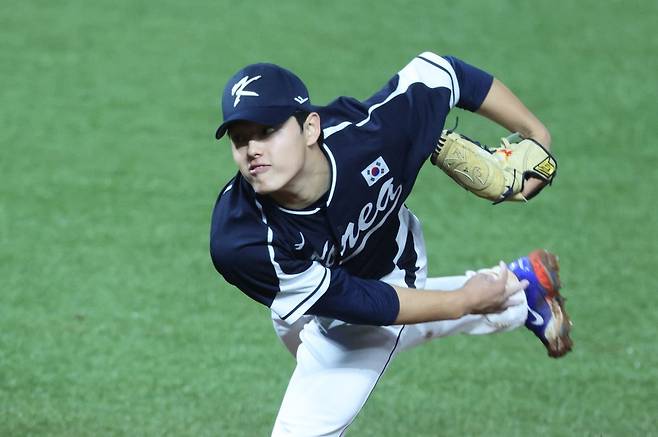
[505,278,530,298]
[498,261,529,299]
[466,262,530,315]
[500,286,528,309]
[497,261,508,285]
[503,291,525,309]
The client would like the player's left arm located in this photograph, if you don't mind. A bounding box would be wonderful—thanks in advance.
[475,78,552,198]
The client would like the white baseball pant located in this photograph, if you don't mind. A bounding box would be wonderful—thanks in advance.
[270,273,528,437]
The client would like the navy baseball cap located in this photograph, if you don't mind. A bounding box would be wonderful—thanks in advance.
[215,63,315,140]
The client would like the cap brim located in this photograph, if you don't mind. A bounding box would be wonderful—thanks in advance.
[215,106,300,140]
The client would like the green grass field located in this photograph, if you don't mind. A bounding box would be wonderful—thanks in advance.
[2,0,657,435]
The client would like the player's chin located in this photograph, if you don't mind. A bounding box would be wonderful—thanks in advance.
[249,178,280,195]
[243,169,288,195]
[241,171,270,192]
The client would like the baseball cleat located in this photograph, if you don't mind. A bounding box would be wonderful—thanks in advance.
[509,249,573,358]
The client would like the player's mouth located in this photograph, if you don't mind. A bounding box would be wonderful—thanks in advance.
[248,163,271,176]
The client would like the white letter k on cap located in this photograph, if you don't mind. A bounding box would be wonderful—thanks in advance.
[232,75,261,107]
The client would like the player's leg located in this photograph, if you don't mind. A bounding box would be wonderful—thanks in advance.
[271,319,404,437]
[270,281,524,437]
[272,313,312,357]
[399,250,573,357]
[397,271,528,352]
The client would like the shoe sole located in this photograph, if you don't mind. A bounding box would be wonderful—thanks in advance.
[528,250,573,358]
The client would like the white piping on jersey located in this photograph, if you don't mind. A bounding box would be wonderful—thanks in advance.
[378,206,411,287]
[275,142,338,214]
[222,183,233,194]
[277,206,321,215]
[323,52,459,140]
[322,142,338,205]
[378,206,427,288]
[254,199,331,323]
[416,51,460,107]
[323,121,351,139]
[407,208,428,288]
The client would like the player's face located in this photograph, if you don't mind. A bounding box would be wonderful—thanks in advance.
[229,116,308,195]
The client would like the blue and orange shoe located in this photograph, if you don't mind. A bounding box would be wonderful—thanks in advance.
[509,249,573,358]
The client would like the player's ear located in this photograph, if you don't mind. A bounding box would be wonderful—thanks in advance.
[303,112,321,146]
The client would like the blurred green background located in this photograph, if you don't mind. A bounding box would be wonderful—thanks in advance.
[2,0,656,435]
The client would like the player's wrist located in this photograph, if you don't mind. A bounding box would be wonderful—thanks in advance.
[450,288,472,318]
[428,287,470,320]
[526,128,551,149]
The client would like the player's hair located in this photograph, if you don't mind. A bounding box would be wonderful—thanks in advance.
[294,111,324,146]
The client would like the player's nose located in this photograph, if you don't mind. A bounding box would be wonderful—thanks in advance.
[246,139,264,157]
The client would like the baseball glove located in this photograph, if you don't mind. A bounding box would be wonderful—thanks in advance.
[430,130,557,203]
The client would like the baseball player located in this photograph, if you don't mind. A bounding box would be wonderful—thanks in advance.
[210,52,573,436]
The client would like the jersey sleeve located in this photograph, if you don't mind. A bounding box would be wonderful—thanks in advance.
[439,54,494,111]
[363,52,493,113]
[210,193,331,324]
[357,52,494,163]
[210,186,400,326]
[214,239,399,326]
[308,268,400,325]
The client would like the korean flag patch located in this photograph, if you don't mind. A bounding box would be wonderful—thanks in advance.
[361,156,389,187]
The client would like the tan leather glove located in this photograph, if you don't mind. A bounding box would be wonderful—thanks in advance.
[431,130,557,203]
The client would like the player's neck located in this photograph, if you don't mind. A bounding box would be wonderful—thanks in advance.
[269,144,330,210]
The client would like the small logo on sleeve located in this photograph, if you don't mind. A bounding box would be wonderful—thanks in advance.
[361,156,389,187]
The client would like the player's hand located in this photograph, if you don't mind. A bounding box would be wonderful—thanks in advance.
[521,176,547,199]
[460,262,529,315]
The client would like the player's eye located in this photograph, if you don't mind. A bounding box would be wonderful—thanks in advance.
[230,125,278,147]
[231,135,246,147]
[261,127,276,137]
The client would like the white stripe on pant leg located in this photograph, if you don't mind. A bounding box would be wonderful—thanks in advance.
[272,319,404,437]
[397,275,527,353]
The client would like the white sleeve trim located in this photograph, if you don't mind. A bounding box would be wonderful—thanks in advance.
[270,263,331,323]
[323,52,459,140]
[415,52,460,108]
[254,199,332,324]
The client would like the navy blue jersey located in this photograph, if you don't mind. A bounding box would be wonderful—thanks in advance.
[210,52,493,326]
